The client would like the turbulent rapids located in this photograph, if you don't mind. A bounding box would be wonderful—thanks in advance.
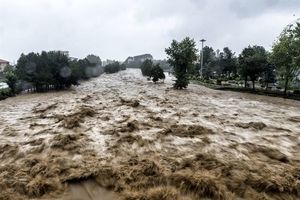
[0,69,299,200]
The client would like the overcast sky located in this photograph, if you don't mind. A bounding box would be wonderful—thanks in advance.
[0,0,299,63]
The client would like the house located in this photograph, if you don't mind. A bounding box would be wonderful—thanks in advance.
[0,59,9,72]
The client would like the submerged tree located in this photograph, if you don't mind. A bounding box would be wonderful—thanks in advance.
[140,60,165,83]
[151,64,165,83]
[140,59,153,77]
[165,37,198,89]
[271,21,300,96]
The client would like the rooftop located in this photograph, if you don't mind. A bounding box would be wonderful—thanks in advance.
[0,59,9,64]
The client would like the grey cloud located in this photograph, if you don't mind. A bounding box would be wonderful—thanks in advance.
[229,0,300,18]
[0,0,299,63]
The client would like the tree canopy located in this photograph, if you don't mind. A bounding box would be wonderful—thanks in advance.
[271,21,300,95]
[15,51,104,92]
[16,51,78,91]
[221,47,237,76]
[238,46,268,89]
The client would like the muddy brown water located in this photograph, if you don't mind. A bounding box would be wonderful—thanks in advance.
[0,69,300,200]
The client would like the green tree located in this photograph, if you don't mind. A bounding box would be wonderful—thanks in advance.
[47,51,72,90]
[4,65,18,94]
[140,59,153,77]
[77,58,91,79]
[120,63,127,71]
[199,46,216,79]
[262,62,276,90]
[85,54,103,77]
[238,46,268,90]
[16,53,39,86]
[151,64,165,83]
[221,47,237,76]
[16,51,79,92]
[69,60,82,85]
[271,21,300,96]
[86,54,102,66]
[165,37,198,89]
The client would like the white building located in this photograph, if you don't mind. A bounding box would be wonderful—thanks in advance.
[0,59,9,72]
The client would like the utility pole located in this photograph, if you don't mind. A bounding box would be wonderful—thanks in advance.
[200,39,206,77]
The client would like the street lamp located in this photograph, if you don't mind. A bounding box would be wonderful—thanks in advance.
[200,39,206,77]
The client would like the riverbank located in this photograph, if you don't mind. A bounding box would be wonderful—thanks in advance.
[192,80,300,101]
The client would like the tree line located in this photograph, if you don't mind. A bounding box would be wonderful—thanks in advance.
[164,20,300,95]
[3,52,104,94]
[2,20,299,99]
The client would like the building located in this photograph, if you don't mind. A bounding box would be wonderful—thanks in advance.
[49,50,69,57]
[124,54,153,64]
[0,59,9,72]
[124,54,153,68]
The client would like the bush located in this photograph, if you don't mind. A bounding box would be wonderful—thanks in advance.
[140,59,153,77]
[151,64,165,83]
[294,89,300,95]
[120,64,127,71]
[140,61,165,83]
[0,88,13,100]
[104,62,121,74]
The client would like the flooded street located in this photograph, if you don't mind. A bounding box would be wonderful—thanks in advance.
[0,69,300,200]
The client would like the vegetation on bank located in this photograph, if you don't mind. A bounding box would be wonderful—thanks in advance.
[193,79,300,100]
[0,52,130,100]
[0,88,13,100]
[0,52,107,100]
[1,20,299,100]
[158,20,300,96]
[271,22,300,96]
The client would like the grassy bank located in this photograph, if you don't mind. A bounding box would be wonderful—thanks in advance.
[192,80,300,101]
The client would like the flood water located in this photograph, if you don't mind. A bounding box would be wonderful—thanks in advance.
[0,69,299,200]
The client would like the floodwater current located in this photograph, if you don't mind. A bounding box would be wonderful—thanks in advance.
[0,69,299,199]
